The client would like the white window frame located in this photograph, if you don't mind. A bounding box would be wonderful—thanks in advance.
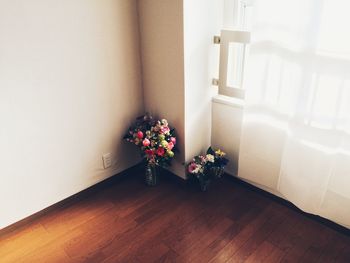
[217,0,252,99]
[218,30,250,98]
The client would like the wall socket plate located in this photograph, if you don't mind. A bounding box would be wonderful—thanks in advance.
[102,153,112,169]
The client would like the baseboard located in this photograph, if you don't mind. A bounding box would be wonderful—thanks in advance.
[2,165,348,238]
[0,163,143,236]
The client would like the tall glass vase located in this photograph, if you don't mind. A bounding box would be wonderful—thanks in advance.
[145,163,158,186]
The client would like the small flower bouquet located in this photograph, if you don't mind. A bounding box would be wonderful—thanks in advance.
[187,147,228,191]
[206,147,229,178]
[124,113,176,186]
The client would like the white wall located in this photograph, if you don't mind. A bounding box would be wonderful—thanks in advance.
[138,0,225,177]
[212,99,288,197]
[137,0,186,177]
[0,0,144,229]
[183,0,224,161]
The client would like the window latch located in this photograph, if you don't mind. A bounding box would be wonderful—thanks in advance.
[212,78,220,86]
[213,36,221,44]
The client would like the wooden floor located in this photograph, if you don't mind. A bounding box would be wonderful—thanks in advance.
[1,168,349,263]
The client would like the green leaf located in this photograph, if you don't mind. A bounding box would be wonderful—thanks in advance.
[207,147,215,155]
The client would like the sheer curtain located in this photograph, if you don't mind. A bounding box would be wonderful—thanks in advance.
[238,0,350,227]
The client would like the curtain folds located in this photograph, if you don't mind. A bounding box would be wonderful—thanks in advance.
[238,0,350,227]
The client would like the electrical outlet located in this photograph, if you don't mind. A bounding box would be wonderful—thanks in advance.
[102,153,112,169]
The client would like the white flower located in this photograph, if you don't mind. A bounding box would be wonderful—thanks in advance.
[193,164,202,174]
[161,119,168,126]
[206,154,215,163]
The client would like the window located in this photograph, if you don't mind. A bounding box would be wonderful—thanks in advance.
[217,0,252,98]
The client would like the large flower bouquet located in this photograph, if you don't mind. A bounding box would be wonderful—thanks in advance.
[124,114,176,167]
[187,147,228,191]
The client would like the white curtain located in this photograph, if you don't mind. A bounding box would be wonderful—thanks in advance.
[238,0,350,227]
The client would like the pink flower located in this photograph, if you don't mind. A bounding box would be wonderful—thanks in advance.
[137,131,144,139]
[143,138,150,147]
[156,147,165,156]
[170,137,176,145]
[168,141,174,150]
[188,163,197,173]
[160,126,170,134]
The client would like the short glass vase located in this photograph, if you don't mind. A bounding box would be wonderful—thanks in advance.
[210,167,225,178]
[199,178,211,192]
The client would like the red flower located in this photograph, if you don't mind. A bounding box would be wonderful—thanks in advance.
[145,149,154,156]
[156,147,165,156]
[170,137,176,145]
[137,131,144,139]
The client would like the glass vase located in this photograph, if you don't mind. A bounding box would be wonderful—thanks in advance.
[210,167,225,178]
[145,164,158,186]
[199,178,211,192]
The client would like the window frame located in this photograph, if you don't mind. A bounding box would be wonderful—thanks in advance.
[218,0,251,99]
[218,30,250,98]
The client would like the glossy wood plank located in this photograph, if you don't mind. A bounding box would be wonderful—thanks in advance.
[0,170,349,263]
